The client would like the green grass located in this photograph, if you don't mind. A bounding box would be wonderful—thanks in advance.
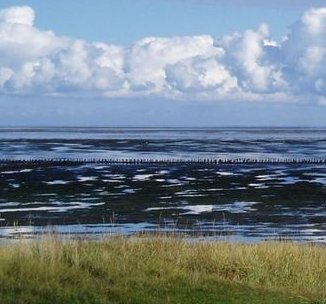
[0,236,324,303]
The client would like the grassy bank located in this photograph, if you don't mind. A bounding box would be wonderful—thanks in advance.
[0,236,324,304]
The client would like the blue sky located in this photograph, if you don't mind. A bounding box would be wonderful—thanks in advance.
[0,0,326,126]
[0,0,307,43]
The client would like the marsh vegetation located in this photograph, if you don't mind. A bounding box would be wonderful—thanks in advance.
[0,236,324,303]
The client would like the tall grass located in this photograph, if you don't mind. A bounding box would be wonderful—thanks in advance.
[0,236,324,303]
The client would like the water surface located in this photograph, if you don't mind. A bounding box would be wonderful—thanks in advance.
[0,127,325,242]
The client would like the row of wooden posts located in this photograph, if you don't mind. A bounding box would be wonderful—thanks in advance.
[0,158,326,166]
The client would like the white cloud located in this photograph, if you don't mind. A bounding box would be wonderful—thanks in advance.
[0,6,35,26]
[126,35,219,94]
[220,24,287,94]
[281,7,326,95]
[165,56,238,95]
[0,67,13,87]
[0,5,326,103]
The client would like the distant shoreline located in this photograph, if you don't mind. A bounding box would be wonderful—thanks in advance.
[0,126,326,129]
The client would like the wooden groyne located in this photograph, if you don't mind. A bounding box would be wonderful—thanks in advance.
[0,158,326,168]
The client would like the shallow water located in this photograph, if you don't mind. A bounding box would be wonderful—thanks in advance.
[1,127,326,161]
[0,128,325,242]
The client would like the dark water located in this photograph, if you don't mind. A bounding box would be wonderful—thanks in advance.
[0,127,325,242]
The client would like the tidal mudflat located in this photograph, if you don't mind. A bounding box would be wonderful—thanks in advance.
[0,128,326,242]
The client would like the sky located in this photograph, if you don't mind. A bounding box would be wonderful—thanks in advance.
[1,0,326,126]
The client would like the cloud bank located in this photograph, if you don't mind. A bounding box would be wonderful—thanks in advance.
[0,6,326,103]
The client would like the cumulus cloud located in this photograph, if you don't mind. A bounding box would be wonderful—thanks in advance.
[0,5,326,103]
[0,6,35,25]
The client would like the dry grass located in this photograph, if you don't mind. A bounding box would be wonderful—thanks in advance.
[0,236,324,303]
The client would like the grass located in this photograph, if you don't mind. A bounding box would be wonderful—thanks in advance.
[0,236,324,303]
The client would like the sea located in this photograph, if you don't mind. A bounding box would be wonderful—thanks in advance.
[0,127,325,242]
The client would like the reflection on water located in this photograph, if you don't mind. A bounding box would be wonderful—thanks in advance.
[1,127,326,161]
[0,162,326,242]
[0,127,326,242]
